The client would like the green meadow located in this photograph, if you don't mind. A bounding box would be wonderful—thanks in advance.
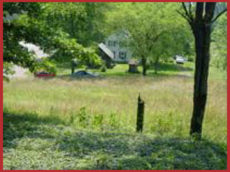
[3,63,227,170]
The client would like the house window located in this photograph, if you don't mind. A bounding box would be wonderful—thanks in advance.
[108,40,117,47]
[113,51,116,58]
[113,41,117,47]
[119,51,127,60]
[108,41,113,46]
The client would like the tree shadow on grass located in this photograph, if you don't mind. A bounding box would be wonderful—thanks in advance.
[3,111,65,149]
[3,111,227,170]
[56,133,227,170]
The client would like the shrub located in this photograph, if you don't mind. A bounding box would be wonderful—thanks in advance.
[187,56,194,62]
[34,59,57,74]
[101,65,107,72]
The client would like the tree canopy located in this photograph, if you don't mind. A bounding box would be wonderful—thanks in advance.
[3,2,104,77]
[3,2,227,77]
[105,3,193,75]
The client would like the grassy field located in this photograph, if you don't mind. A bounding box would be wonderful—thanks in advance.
[3,63,227,170]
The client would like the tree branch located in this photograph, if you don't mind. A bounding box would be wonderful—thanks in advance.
[182,2,193,22]
[188,2,194,19]
[177,9,192,24]
[211,8,227,23]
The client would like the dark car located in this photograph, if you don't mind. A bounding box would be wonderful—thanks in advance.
[72,70,99,78]
[34,71,56,78]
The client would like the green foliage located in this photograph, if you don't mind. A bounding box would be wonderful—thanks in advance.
[49,36,102,68]
[3,2,104,78]
[106,3,193,74]
[3,2,196,77]
[3,62,15,82]
[43,3,109,46]
[93,114,104,130]
[100,65,107,72]
[3,3,44,72]
[109,113,120,130]
[187,56,194,62]
[77,107,89,128]
[34,59,57,74]
[211,13,227,70]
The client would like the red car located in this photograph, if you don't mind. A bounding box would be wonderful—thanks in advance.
[34,71,56,78]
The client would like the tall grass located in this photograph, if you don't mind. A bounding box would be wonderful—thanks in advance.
[3,63,227,169]
[3,74,227,145]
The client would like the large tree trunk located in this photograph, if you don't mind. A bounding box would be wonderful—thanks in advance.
[189,3,216,139]
[180,2,226,139]
[190,23,211,138]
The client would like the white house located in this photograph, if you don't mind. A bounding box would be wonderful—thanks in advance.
[104,31,133,63]
[19,41,48,60]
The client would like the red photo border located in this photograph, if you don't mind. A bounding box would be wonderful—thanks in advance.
[0,0,229,171]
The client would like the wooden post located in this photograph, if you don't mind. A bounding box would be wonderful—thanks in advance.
[136,94,145,132]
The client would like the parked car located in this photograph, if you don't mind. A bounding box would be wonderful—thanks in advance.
[175,55,185,64]
[34,71,56,78]
[72,70,99,78]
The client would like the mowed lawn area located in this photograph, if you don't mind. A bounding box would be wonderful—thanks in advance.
[3,63,227,170]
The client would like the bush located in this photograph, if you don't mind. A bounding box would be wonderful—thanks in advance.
[51,38,102,69]
[101,65,107,72]
[84,48,102,69]
[187,56,194,62]
[34,59,57,74]
[3,62,15,81]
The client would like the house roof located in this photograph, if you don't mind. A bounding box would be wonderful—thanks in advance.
[98,43,114,59]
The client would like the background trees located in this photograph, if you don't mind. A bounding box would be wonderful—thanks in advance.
[106,3,193,75]
[42,3,109,47]
[211,13,227,70]
[4,2,227,77]
[3,3,42,72]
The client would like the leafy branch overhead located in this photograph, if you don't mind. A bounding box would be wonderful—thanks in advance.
[3,2,104,74]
